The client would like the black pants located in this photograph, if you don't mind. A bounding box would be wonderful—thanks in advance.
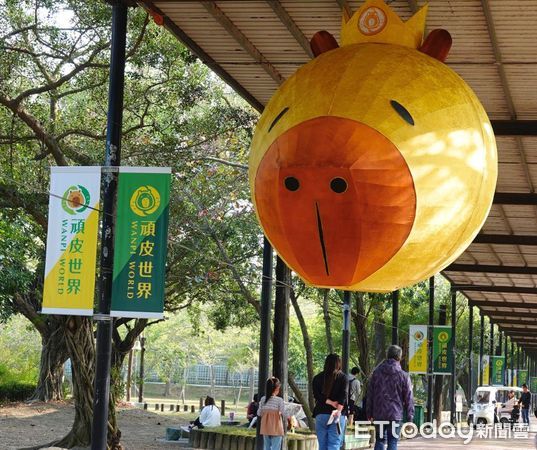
[191,417,204,429]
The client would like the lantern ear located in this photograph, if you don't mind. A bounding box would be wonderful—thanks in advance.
[419,29,452,62]
[310,31,339,57]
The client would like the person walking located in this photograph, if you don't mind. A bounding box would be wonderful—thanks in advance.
[312,354,348,450]
[366,345,414,450]
[258,377,285,450]
[348,367,361,426]
[519,383,531,425]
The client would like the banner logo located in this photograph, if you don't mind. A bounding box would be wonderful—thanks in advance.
[130,185,160,216]
[62,185,90,215]
[438,331,449,343]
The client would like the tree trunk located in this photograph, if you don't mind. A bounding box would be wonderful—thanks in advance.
[52,317,97,448]
[373,301,385,367]
[322,289,334,354]
[352,293,370,378]
[210,365,215,396]
[235,373,243,405]
[164,380,172,398]
[290,289,315,413]
[180,366,188,404]
[248,367,254,401]
[289,372,314,430]
[31,327,69,402]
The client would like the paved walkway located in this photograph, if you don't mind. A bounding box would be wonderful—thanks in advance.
[399,436,536,449]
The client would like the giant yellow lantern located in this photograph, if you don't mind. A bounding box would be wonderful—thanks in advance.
[249,0,497,292]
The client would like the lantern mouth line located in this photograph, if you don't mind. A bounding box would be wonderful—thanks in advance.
[315,201,330,276]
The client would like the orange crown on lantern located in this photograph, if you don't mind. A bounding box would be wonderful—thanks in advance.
[341,0,428,49]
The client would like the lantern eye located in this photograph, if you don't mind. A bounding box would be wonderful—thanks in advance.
[330,177,347,193]
[269,107,290,132]
[284,176,300,191]
[390,100,415,126]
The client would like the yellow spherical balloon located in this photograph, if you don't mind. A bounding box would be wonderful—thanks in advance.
[249,3,497,293]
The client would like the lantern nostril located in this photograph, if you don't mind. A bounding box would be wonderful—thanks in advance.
[284,176,300,191]
[330,177,347,193]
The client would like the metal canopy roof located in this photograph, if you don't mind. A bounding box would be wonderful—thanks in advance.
[139,0,537,352]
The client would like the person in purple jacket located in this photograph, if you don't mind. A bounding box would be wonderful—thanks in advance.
[366,345,414,450]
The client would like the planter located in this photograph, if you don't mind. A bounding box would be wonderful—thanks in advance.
[207,432,216,449]
[200,430,209,449]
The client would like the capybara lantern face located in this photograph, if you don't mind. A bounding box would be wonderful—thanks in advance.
[249,0,497,292]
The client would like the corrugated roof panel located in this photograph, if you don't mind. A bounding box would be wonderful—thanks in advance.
[488,0,537,63]
[450,64,509,119]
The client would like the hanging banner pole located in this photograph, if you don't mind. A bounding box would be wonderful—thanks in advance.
[91,2,128,449]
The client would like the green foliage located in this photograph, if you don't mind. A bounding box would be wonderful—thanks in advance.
[110,365,126,403]
[0,315,40,382]
[0,380,36,404]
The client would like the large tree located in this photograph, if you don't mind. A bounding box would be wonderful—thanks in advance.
[0,1,258,447]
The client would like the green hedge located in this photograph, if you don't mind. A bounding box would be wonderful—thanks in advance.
[0,381,36,403]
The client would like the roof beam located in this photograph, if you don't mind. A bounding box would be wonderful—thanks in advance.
[200,1,284,84]
[336,0,353,18]
[407,0,419,14]
[267,1,313,58]
[471,300,537,309]
[491,120,537,136]
[472,234,537,245]
[447,263,537,275]
[482,311,537,319]
[138,1,264,112]
[484,317,536,326]
[499,330,537,336]
[493,192,537,205]
[453,285,537,295]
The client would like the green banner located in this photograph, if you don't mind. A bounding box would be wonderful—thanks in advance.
[490,356,506,385]
[518,370,528,386]
[433,326,453,374]
[530,377,537,393]
[111,167,171,318]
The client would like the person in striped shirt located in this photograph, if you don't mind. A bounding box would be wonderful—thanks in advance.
[258,377,286,450]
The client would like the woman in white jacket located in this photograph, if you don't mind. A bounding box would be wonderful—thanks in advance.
[191,396,221,429]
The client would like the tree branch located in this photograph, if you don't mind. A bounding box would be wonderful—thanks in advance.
[0,182,48,229]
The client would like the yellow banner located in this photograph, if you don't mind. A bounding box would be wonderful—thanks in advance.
[409,325,428,374]
[42,167,101,315]
[482,355,490,385]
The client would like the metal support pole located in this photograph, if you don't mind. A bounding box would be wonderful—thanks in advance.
[517,345,521,372]
[426,276,434,423]
[342,291,351,374]
[138,336,146,403]
[256,238,273,450]
[479,312,484,386]
[511,341,515,386]
[489,322,494,385]
[450,290,457,425]
[468,303,474,406]
[91,3,128,448]
[392,290,399,346]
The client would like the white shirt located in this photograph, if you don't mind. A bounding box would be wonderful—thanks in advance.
[200,405,221,427]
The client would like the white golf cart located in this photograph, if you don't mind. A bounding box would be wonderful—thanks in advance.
[467,386,522,426]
